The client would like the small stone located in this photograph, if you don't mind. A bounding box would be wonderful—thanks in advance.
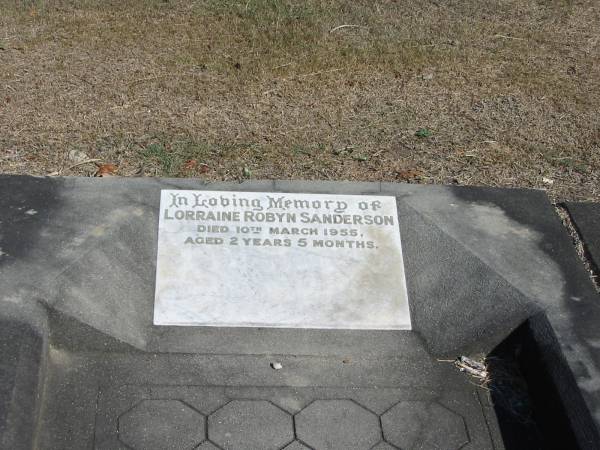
[271,362,283,370]
[67,149,89,164]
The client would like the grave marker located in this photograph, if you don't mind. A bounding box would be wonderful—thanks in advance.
[154,190,411,329]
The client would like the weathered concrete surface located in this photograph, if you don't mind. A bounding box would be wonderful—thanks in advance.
[1,176,599,448]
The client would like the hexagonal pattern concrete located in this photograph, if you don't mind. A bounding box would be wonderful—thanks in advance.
[118,399,205,450]
[196,442,220,450]
[295,400,381,450]
[371,442,396,450]
[381,401,468,449]
[283,442,311,450]
[208,400,293,450]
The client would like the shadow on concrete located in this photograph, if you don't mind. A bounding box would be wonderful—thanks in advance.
[448,186,600,449]
[488,313,600,450]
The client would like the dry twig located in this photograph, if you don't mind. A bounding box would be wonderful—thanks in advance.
[329,24,368,33]
[494,34,525,40]
[67,158,102,170]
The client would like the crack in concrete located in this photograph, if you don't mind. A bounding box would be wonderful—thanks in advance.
[554,204,600,294]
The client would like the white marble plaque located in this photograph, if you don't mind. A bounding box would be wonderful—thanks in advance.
[153,190,411,329]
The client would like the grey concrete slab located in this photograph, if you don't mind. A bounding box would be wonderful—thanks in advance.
[275,179,381,194]
[88,366,494,450]
[295,400,381,450]
[382,182,600,431]
[197,442,220,450]
[283,442,310,450]
[566,202,600,271]
[117,400,206,450]
[381,401,468,449]
[1,176,600,449]
[0,321,44,450]
[208,400,293,450]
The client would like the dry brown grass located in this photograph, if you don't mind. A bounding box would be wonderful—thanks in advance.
[1,0,599,201]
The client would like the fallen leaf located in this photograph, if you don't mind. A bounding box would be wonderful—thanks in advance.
[95,163,117,177]
[396,169,423,180]
[183,159,198,170]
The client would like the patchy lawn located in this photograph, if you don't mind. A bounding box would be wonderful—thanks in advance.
[1,0,599,201]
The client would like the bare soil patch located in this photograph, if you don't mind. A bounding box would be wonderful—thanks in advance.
[1,0,599,201]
